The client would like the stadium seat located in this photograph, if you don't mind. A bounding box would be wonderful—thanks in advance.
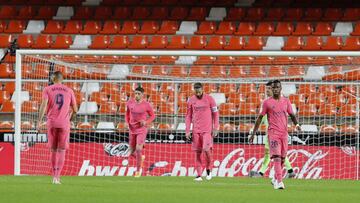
[238,103,257,115]
[186,7,208,21]
[339,104,356,117]
[288,94,306,106]
[131,7,150,20]
[206,7,226,21]
[108,35,129,49]
[42,20,63,34]
[185,36,206,49]
[318,84,337,98]
[195,21,216,35]
[157,103,174,114]
[319,124,337,134]
[223,36,245,50]
[109,92,127,106]
[169,7,189,20]
[98,102,118,114]
[62,20,82,34]
[302,36,322,50]
[205,36,225,50]
[323,65,344,81]
[194,56,216,65]
[342,8,360,21]
[78,101,98,114]
[157,21,179,34]
[81,21,101,34]
[150,65,168,76]
[0,63,14,78]
[23,20,44,34]
[72,7,94,20]
[0,6,17,19]
[94,6,112,20]
[0,100,14,112]
[298,84,317,96]
[244,8,264,21]
[263,37,284,50]
[208,66,227,78]
[90,92,109,104]
[327,94,346,107]
[247,92,265,106]
[139,21,159,34]
[51,35,72,49]
[96,122,115,133]
[298,104,317,117]
[167,35,187,49]
[303,8,323,21]
[169,66,188,77]
[254,22,274,36]
[157,123,174,131]
[219,103,238,116]
[35,6,56,20]
[112,7,132,19]
[219,84,237,94]
[282,36,303,50]
[76,122,96,132]
[17,34,34,48]
[17,6,36,20]
[339,124,358,135]
[238,123,254,133]
[188,66,208,77]
[215,21,236,35]
[0,121,14,132]
[21,101,38,113]
[265,8,285,21]
[292,22,312,36]
[116,122,127,131]
[100,83,119,95]
[342,36,360,50]
[333,22,353,36]
[307,93,325,107]
[128,35,148,49]
[64,82,82,92]
[53,6,74,20]
[70,35,91,49]
[322,36,343,50]
[99,21,120,34]
[234,22,255,35]
[131,65,148,75]
[313,22,333,35]
[228,66,247,77]
[322,8,343,21]
[225,7,245,20]
[0,90,10,105]
[119,21,139,34]
[268,66,286,77]
[32,34,52,49]
[88,35,111,49]
[147,35,168,49]
[243,37,265,50]
[247,66,266,78]
[273,22,293,36]
[149,7,169,20]
[239,84,257,95]
[283,8,303,21]
[4,20,26,33]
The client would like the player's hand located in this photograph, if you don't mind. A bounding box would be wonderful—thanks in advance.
[139,120,146,127]
[248,129,255,143]
[295,124,302,132]
[212,130,219,138]
[185,132,191,141]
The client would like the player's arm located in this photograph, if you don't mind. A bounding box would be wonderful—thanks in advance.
[287,99,301,131]
[210,97,219,137]
[37,99,48,131]
[144,103,156,126]
[249,100,267,143]
[70,90,78,121]
[185,101,193,140]
[125,103,130,125]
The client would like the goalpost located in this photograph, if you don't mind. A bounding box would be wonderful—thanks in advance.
[14,50,360,179]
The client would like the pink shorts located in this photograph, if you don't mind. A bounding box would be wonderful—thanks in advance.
[192,132,213,152]
[47,127,70,150]
[268,130,288,158]
[129,132,147,149]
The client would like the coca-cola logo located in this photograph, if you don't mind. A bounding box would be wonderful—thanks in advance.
[340,146,356,156]
[104,143,129,157]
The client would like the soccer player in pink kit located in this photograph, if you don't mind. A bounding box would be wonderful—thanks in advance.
[249,80,301,189]
[185,83,219,181]
[37,71,78,184]
[125,86,155,177]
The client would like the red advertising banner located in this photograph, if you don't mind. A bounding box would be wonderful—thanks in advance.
[20,143,359,179]
[0,142,14,175]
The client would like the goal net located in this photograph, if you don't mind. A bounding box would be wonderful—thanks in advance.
[14,50,360,179]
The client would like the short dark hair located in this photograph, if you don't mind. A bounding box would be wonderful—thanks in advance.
[135,86,144,93]
[272,80,281,85]
[193,83,203,89]
[51,71,63,81]
[265,80,273,86]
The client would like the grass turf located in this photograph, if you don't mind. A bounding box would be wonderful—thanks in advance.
[0,176,359,203]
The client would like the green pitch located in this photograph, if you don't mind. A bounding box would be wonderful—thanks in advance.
[0,176,360,203]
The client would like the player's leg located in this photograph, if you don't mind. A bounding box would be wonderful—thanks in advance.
[250,135,270,178]
[269,135,283,189]
[47,127,58,183]
[203,132,213,180]
[127,133,136,158]
[192,133,203,181]
[54,127,70,184]
[134,132,146,177]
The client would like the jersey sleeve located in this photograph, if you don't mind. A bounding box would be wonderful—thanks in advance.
[260,100,268,116]
[146,102,156,124]
[185,100,193,134]
[286,98,294,115]
[209,96,219,131]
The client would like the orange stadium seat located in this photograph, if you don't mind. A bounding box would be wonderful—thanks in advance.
[202,83,217,93]
[132,7,151,20]
[303,8,323,21]
[157,21,178,34]
[215,21,236,35]
[288,94,306,106]
[51,35,72,49]
[283,8,303,21]
[108,35,129,49]
[62,20,82,34]
[245,8,264,21]
[72,7,94,20]
[32,34,53,49]
[282,36,303,50]
[238,123,254,133]
[149,7,169,20]
[228,66,247,78]
[0,21,7,32]
[342,8,360,21]
[307,93,325,107]
[169,7,189,20]
[339,104,356,117]
[119,21,139,34]
[169,66,188,77]
[167,35,187,49]
[239,84,257,95]
[194,56,216,65]
[0,63,14,78]
[0,91,10,105]
[298,84,317,96]
[17,34,34,48]
[243,37,265,50]
[247,66,266,78]
[298,104,317,116]
[342,36,360,50]
[112,7,132,20]
[254,22,274,36]
[158,103,174,114]
[265,8,285,21]
[81,21,101,34]
[225,7,245,21]
[273,22,293,35]
[223,36,245,50]
[185,36,206,49]
[247,92,265,106]
[268,66,286,77]
[35,6,56,20]
[339,124,358,135]
[109,92,128,105]
[0,121,14,132]
[89,35,111,49]
[195,21,216,35]
[318,84,338,98]
[22,101,38,113]
[312,22,333,35]
[148,35,168,49]
[220,123,237,132]
[319,124,337,134]
[302,36,322,50]
[0,101,15,112]
[151,65,168,76]
[101,83,120,94]
[187,7,208,21]
[99,21,120,34]
[139,21,159,34]
[90,92,109,104]
[17,6,36,20]
[116,122,127,131]
[42,20,64,34]
[208,66,227,78]
[4,20,26,33]
[219,84,237,94]
[327,94,346,107]
[157,123,174,131]
[94,6,113,20]
[188,66,208,77]
[322,36,343,50]
[76,122,96,132]
[128,35,149,49]
[205,36,226,50]
[98,102,118,114]
[0,6,17,19]
[322,8,343,21]
[351,22,360,36]
[238,103,258,115]
[253,56,274,65]
[292,22,313,36]
[219,103,238,116]
[234,22,255,35]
